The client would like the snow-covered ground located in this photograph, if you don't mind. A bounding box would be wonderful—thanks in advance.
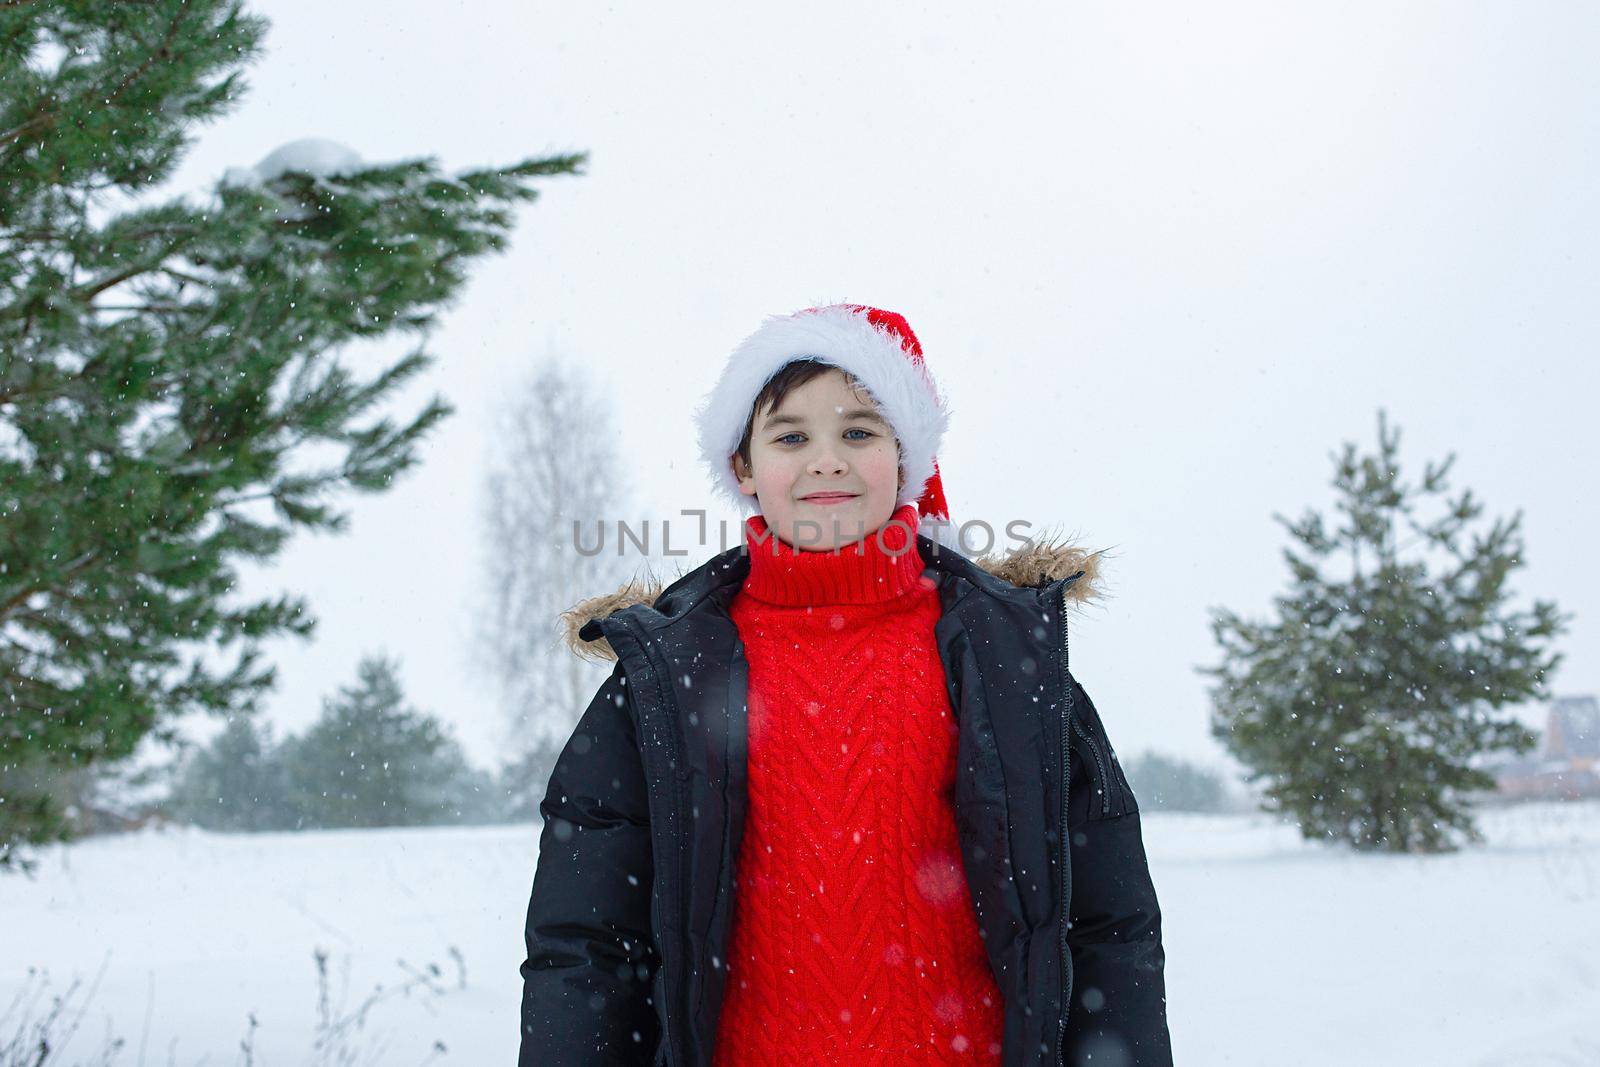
[4,800,1597,1065]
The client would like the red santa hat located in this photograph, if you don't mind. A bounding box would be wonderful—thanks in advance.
[694,303,962,554]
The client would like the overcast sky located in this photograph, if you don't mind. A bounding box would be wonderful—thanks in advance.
[153,1,1598,776]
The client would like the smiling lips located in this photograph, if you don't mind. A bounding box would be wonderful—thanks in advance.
[801,492,858,505]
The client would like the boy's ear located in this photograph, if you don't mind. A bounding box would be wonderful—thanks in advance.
[731,453,757,496]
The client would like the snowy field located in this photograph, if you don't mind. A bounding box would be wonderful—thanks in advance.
[4,800,1598,1066]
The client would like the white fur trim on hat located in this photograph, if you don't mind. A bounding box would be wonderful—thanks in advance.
[694,304,951,516]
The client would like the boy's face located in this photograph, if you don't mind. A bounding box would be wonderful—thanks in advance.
[731,368,902,551]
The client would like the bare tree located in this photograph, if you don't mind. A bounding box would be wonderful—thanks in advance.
[475,356,641,804]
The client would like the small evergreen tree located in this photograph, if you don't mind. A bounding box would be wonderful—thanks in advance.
[1122,750,1230,813]
[165,713,292,831]
[278,654,491,829]
[1199,410,1569,852]
[0,1,584,868]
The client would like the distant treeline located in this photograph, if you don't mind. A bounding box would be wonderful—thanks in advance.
[164,654,536,831]
[1120,750,1243,814]
[161,651,1242,831]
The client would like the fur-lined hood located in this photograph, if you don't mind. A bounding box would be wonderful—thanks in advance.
[561,530,1108,663]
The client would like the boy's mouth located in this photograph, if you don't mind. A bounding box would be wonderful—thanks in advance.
[799,492,858,505]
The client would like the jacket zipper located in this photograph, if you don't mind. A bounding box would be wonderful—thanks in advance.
[621,616,684,1067]
[1056,572,1081,1067]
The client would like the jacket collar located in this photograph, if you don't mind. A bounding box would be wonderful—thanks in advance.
[568,528,1105,663]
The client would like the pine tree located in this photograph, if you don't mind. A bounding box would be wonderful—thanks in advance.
[0,1,585,869]
[165,712,291,831]
[277,653,490,829]
[1199,410,1570,852]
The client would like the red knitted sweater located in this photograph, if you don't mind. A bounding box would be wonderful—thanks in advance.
[711,503,1004,1064]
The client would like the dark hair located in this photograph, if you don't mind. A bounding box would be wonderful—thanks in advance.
[733,359,898,478]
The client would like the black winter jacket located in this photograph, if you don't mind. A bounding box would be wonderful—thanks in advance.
[519,532,1172,1066]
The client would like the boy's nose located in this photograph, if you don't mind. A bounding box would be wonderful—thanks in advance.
[809,450,847,474]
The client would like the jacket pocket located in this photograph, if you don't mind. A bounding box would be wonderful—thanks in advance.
[1066,674,1137,822]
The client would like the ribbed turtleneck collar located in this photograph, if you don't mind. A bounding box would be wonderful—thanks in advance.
[740,502,928,607]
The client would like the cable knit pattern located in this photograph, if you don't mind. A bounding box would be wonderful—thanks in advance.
[712,504,1004,1065]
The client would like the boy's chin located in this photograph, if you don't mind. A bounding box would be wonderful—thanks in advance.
[767,504,898,551]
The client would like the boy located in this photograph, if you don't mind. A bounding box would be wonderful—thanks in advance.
[519,304,1171,1066]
